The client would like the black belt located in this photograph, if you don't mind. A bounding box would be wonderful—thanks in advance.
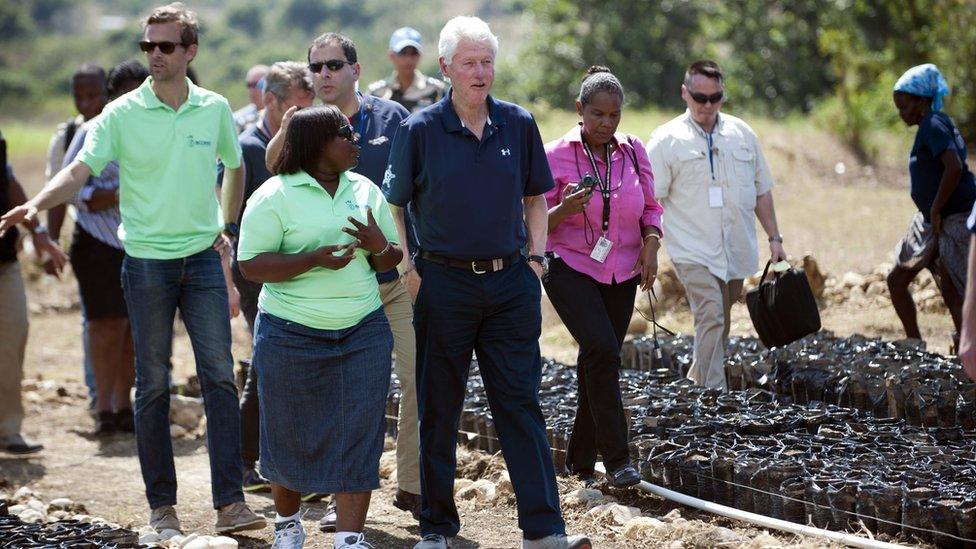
[419,250,522,274]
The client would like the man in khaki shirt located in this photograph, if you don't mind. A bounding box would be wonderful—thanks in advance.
[647,60,787,389]
[368,27,447,113]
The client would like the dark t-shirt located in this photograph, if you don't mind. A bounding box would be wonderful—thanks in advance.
[384,93,555,261]
[909,111,976,221]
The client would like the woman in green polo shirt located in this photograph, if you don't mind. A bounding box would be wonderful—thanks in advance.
[237,105,402,549]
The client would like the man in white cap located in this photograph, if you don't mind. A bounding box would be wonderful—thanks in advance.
[368,26,447,112]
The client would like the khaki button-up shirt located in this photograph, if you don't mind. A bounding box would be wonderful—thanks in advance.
[647,111,774,281]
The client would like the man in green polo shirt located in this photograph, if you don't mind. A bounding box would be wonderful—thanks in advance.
[0,2,264,535]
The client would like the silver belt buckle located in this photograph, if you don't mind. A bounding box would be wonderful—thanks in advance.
[492,258,503,271]
[472,261,487,274]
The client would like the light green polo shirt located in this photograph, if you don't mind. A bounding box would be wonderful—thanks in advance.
[238,170,399,330]
[77,77,242,259]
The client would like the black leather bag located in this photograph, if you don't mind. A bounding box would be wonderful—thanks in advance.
[746,261,821,348]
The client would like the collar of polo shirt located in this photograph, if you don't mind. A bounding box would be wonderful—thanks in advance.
[138,76,205,110]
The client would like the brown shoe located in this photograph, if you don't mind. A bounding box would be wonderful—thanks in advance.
[392,489,421,521]
[215,501,266,533]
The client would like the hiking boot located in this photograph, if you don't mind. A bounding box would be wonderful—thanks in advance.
[392,489,421,521]
[523,534,592,549]
[243,464,271,493]
[116,408,135,433]
[336,532,375,548]
[94,411,117,437]
[414,534,453,548]
[608,463,641,488]
[149,505,181,533]
[1,434,43,456]
[215,501,266,533]
[318,502,337,532]
[272,519,305,549]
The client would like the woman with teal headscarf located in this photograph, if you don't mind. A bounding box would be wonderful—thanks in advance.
[891,64,974,336]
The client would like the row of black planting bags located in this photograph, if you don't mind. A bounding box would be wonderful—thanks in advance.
[623,332,976,430]
[0,499,143,548]
[386,355,976,547]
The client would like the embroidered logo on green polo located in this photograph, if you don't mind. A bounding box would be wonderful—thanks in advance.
[186,135,213,148]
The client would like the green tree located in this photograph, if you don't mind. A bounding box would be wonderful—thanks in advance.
[228,3,263,36]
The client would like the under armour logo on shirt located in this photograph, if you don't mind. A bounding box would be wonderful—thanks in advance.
[500,148,511,156]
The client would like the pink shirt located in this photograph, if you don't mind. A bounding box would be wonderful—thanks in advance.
[544,126,664,284]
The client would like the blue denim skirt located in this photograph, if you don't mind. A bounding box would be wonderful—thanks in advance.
[253,307,393,493]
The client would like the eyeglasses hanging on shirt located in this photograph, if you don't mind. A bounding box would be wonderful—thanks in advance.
[574,139,622,263]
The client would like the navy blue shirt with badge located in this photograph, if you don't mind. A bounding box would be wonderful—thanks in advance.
[349,93,411,283]
[384,93,554,261]
[909,111,976,222]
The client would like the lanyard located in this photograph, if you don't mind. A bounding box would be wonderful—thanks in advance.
[581,140,612,234]
[705,131,716,181]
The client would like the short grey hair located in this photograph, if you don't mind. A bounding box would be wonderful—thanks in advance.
[263,61,313,100]
[438,16,498,66]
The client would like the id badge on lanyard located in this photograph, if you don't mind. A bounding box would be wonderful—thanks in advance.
[582,140,614,263]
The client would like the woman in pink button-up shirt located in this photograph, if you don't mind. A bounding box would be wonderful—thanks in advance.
[543,66,663,489]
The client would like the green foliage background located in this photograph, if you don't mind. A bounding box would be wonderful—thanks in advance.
[2,0,974,162]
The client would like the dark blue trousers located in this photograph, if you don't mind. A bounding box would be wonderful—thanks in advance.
[414,257,565,540]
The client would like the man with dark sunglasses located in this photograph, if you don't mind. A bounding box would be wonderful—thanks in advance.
[263,32,423,533]
[647,59,787,390]
[0,1,264,536]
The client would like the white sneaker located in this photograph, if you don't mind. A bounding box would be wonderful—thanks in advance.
[272,519,305,548]
[523,534,592,549]
[335,532,375,548]
[414,534,453,549]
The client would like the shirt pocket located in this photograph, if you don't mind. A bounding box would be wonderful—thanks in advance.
[675,148,709,182]
[730,147,756,186]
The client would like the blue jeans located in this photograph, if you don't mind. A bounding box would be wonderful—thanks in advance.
[122,247,243,509]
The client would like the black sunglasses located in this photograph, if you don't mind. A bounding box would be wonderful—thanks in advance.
[309,59,353,74]
[689,90,724,104]
[139,41,186,54]
[338,124,356,142]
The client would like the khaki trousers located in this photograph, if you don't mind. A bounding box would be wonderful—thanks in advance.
[0,262,28,438]
[380,278,420,494]
[673,262,743,390]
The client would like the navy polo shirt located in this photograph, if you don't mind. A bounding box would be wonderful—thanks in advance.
[351,93,412,283]
[909,111,976,222]
[383,93,554,261]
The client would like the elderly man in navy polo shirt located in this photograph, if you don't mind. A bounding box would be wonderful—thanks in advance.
[384,15,591,549]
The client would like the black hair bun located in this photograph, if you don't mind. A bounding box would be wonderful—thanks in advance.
[585,65,611,76]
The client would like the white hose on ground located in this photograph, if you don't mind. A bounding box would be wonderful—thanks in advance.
[593,464,915,549]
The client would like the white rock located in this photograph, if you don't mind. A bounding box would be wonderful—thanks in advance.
[8,504,26,515]
[170,424,188,438]
[183,536,211,549]
[209,536,239,548]
[178,533,200,548]
[456,479,496,502]
[705,526,750,544]
[662,508,682,522]
[623,516,667,539]
[561,487,605,508]
[27,498,49,514]
[12,486,37,502]
[140,532,163,544]
[48,497,74,510]
[841,272,865,289]
[72,514,93,523]
[586,502,640,525]
[17,508,46,523]
[453,478,474,494]
[668,541,684,549]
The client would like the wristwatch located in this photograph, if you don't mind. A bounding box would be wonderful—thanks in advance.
[527,254,549,274]
[223,222,240,238]
[768,234,784,243]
